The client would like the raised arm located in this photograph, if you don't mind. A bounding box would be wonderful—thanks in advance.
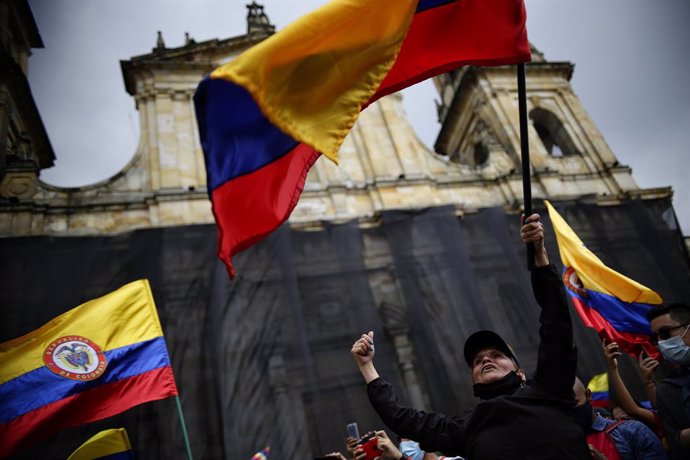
[603,340,657,428]
[351,332,467,456]
[352,331,380,383]
[522,213,578,398]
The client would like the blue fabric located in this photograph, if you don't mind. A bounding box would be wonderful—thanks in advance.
[0,337,171,423]
[193,77,299,191]
[399,440,425,460]
[564,285,653,335]
[417,0,456,13]
[591,415,667,460]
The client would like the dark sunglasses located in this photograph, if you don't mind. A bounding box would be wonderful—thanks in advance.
[650,323,690,344]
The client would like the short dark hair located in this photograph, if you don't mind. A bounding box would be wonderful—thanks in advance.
[647,302,690,323]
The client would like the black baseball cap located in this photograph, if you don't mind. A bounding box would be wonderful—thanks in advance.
[463,330,521,368]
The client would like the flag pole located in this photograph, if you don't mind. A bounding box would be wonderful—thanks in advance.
[174,395,194,460]
[517,63,534,270]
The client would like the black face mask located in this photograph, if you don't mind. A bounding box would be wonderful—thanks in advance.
[575,402,594,431]
[473,370,524,400]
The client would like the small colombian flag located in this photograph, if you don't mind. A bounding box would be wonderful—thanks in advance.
[251,446,270,460]
[67,428,135,460]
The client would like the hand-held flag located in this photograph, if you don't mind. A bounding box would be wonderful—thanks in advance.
[251,446,270,460]
[194,0,531,278]
[0,280,178,457]
[587,372,610,409]
[545,201,662,359]
[67,428,135,460]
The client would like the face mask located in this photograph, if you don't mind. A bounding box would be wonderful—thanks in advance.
[575,401,593,431]
[658,328,690,366]
[473,370,524,400]
[399,440,424,460]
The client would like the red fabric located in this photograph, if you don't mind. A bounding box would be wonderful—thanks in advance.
[586,420,625,460]
[209,0,529,279]
[0,366,177,458]
[373,0,530,100]
[570,297,660,360]
[211,144,320,278]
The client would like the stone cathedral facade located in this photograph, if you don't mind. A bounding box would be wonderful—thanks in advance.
[3,4,689,458]
[0,3,671,237]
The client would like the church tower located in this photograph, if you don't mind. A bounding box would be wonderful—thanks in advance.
[432,46,669,206]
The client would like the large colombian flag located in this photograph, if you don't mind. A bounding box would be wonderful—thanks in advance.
[194,0,531,277]
[0,280,178,457]
[545,201,663,360]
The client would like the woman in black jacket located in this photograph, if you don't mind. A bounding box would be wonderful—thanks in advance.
[351,214,591,460]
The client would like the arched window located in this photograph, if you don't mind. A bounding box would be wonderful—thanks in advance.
[473,142,489,166]
[529,108,577,157]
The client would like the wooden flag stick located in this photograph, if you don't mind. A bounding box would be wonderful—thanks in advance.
[517,63,534,270]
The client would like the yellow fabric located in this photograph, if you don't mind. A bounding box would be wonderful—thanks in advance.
[0,279,162,385]
[545,200,662,304]
[587,372,609,394]
[67,428,132,460]
[211,0,417,164]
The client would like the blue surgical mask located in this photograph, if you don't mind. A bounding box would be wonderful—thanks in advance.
[658,325,690,366]
[399,440,425,460]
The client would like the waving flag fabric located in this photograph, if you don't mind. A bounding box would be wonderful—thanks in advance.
[587,372,610,409]
[67,428,135,460]
[545,201,662,360]
[0,280,178,457]
[194,0,530,278]
[251,446,270,460]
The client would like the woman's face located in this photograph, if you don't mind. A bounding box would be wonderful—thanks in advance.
[471,348,521,384]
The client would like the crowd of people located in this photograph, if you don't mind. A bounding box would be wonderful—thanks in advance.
[315,214,690,460]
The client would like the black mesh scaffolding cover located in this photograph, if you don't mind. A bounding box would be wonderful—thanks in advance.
[1,199,689,459]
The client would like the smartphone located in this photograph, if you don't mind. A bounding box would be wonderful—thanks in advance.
[360,435,382,460]
[346,422,359,440]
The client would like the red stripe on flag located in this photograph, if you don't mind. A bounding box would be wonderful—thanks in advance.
[374,0,530,100]
[0,366,177,458]
[211,143,320,278]
[570,297,659,360]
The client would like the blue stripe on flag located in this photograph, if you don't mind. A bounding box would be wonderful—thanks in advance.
[0,336,171,423]
[417,0,457,13]
[195,77,299,191]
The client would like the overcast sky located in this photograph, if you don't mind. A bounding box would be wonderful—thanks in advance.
[27,0,690,234]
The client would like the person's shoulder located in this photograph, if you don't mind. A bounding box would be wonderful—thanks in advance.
[614,419,657,437]
[660,369,690,387]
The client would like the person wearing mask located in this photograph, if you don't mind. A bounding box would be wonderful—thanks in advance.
[351,214,590,459]
[647,302,690,460]
[573,377,667,459]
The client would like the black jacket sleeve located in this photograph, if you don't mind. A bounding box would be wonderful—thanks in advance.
[531,264,578,400]
[655,375,690,460]
[367,377,469,456]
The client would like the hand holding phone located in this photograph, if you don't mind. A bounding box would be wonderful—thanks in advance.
[358,432,382,460]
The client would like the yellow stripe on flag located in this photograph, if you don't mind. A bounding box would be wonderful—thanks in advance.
[211,0,418,164]
[67,428,132,460]
[0,279,163,385]
[545,201,662,304]
[587,372,609,394]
